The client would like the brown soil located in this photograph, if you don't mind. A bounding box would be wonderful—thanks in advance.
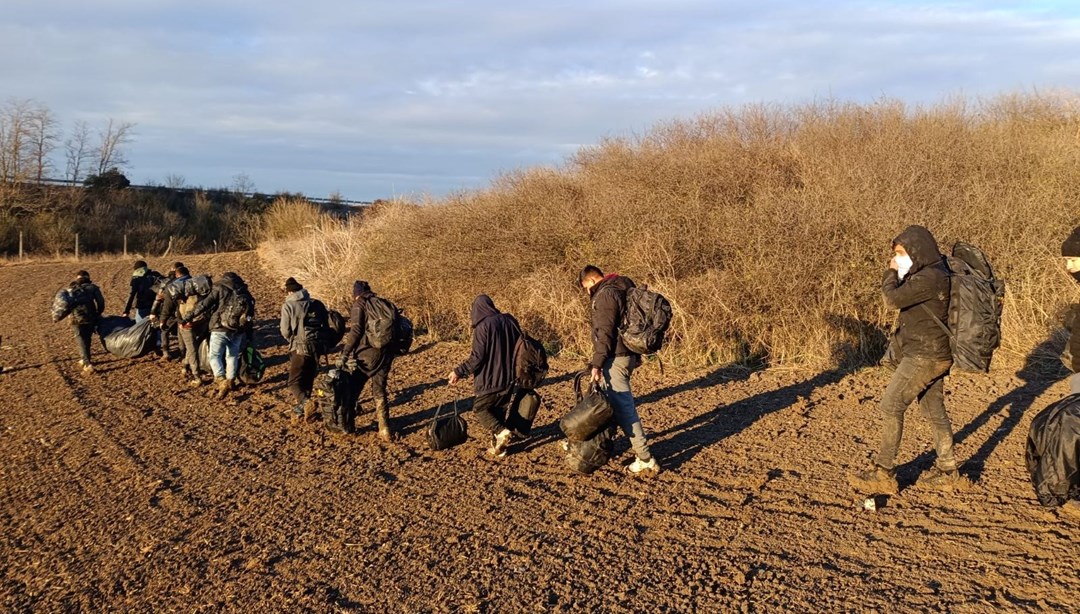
[1,253,1077,612]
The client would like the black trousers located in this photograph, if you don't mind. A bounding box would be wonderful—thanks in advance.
[472,388,515,435]
[74,324,94,365]
[287,352,319,404]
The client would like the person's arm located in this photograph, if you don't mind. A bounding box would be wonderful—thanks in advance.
[123,279,138,316]
[95,287,106,316]
[280,303,293,341]
[590,288,619,369]
[454,321,490,379]
[185,288,218,323]
[881,268,941,311]
[340,301,366,357]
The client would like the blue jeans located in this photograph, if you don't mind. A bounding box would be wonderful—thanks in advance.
[601,355,652,462]
[208,331,243,380]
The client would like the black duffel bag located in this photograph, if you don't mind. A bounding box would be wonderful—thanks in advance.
[1026,394,1080,507]
[566,424,615,475]
[428,400,468,451]
[560,371,613,442]
[506,388,541,438]
[98,317,155,359]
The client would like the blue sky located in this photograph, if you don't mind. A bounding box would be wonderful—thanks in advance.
[2,0,1078,200]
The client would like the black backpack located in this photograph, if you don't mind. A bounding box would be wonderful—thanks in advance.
[68,284,98,325]
[165,277,187,301]
[299,299,333,356]
[620,286,673,355]
[923,243,1005,373]
[513,333,549,390]
[1026,394,1080,507]
[185,275,213,297]
[220,286,255,332]
[364,296,397,349]
[393,312,414,355]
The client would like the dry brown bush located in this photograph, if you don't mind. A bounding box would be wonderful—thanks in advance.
[261,94,1080,371]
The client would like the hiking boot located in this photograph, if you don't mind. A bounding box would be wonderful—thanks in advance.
[374,399,394,442]
[917,467,961,489]
[229,379,241,390]
[488,429,513,458]
[188,377,203,388]
[848,466,899,495]
[626,457,660,475]
[214,378,230,400]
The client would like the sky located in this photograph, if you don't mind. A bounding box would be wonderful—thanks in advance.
[2,0,1078,201]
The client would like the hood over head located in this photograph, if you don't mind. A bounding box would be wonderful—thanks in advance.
[470,294,501,328]
[893,225,942,271]
[353,280,373,300]
[219,272,241,290]
[287,288,310,302]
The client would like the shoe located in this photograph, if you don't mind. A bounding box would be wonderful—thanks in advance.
[82,364,95,374]
[560,440,570,452]
[917,467,961,489]
[229,379,241,390]
[188,378,203,388]
[159,353,172,363]
[487,429,513,458]
[214,378,230,400]
[848,466,899,495]
[626,457,660,475]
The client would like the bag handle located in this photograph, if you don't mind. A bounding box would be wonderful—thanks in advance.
[433,398,460,421]
[573,369,601,401]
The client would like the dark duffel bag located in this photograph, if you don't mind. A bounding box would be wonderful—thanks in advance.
[566,425,615,475]
[506,388,541,438]
[238,343,266,385]
[1026,394,1080,507]
[560,371,613,442]
[428,400,468,451]
[314,368,353,434]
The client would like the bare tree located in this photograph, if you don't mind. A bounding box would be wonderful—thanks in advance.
[0,98,35,184]
[164,173,186,189]
[231,171,255,195]
[64,120,93,184]
[26,103,59,181]
[95,118,136,175]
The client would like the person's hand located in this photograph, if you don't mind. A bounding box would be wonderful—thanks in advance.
[122,311,130,318]
[335,357,347,370]
[447,371,459,385]
[888,256,899,271]
[591,367,602,383]
[148,314,157,322]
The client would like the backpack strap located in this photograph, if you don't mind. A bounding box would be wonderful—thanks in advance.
[919,303,954,341]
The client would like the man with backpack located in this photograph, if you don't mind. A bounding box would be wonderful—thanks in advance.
[66,270,106,374]
[1061,227,1080,394]
[149,264,186,362]
[181,271,255,399]
[280,277,324,420]
[337,281,399,440]
[447,294,522,458]
[123,260,161,323]
[579,265,659,474]
[850,225,961,495]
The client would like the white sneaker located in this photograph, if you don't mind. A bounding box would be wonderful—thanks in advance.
[560,440,570,452]
[626,457,660,474]
[488,429,513,458]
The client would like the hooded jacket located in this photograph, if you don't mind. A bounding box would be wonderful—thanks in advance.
[186,272,252,333]
[124,266,159,314]
[151,273,189,328]
[340,281,393,374]
[69,280,106,326]
[882,225,951,361]
[454,295,521,396]
[280,288,313,354]
[589,274,637,368]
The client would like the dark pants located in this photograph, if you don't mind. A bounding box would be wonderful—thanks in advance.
[74,323,94,365]
[179,323,209,376]
[287,352,319,405]
[340,353,395,432]
[876,356,956,472]
[472,388,515,435]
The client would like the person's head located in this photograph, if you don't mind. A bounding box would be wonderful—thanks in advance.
[176,266,190,277]
[172,262,184,273]
[353,280,372,299]
[75,270,90,283]
[283,277,303,294]
[132,260,147,271]
[578,265,604,293]
[1062,227,1080,275]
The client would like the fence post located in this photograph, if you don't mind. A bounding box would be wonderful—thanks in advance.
[123,234,128,258]
[75,233,79,261]
[18,231,23,261]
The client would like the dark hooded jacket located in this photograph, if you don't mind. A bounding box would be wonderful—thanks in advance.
[69,280,106,326]
[589,274,637,368]
[186,272,252,333]
[280,288,313,354]
[124,266,159,314]
[152,273,189,329]
[453,295,521,396]
[882,225,951,361]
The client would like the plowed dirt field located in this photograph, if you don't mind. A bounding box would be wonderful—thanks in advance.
[1,253,1077,612]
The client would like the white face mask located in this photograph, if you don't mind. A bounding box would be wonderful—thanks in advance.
[896,254,914,280]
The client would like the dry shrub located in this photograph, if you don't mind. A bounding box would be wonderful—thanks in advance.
[261,93,1080,371]
[259,197,334,242]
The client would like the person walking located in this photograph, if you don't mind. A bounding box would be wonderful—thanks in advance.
[1060,227,1080,394]
[181,272,255,399]
[578,265,659,474]
[122,260,159,323]
[336,281,397,440]
[849,225,961,495]
[279,277,321,421]
[447,294,521,458]
[66,271,106,374]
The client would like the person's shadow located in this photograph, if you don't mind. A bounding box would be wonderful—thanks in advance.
[905,336,1068,483]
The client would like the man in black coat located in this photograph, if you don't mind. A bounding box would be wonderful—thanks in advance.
[579,265,658,474]
[67,270,106,374]
[337,280,396,440]
[1061,227,1080,394]
[850,225,960,495]
[448,295,521,458]
[123,260,158,323]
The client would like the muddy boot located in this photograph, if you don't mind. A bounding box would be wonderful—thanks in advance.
[214,378,230,400]
[374,399,394,442]
[848,465,899,495]
[917,466,961,490]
